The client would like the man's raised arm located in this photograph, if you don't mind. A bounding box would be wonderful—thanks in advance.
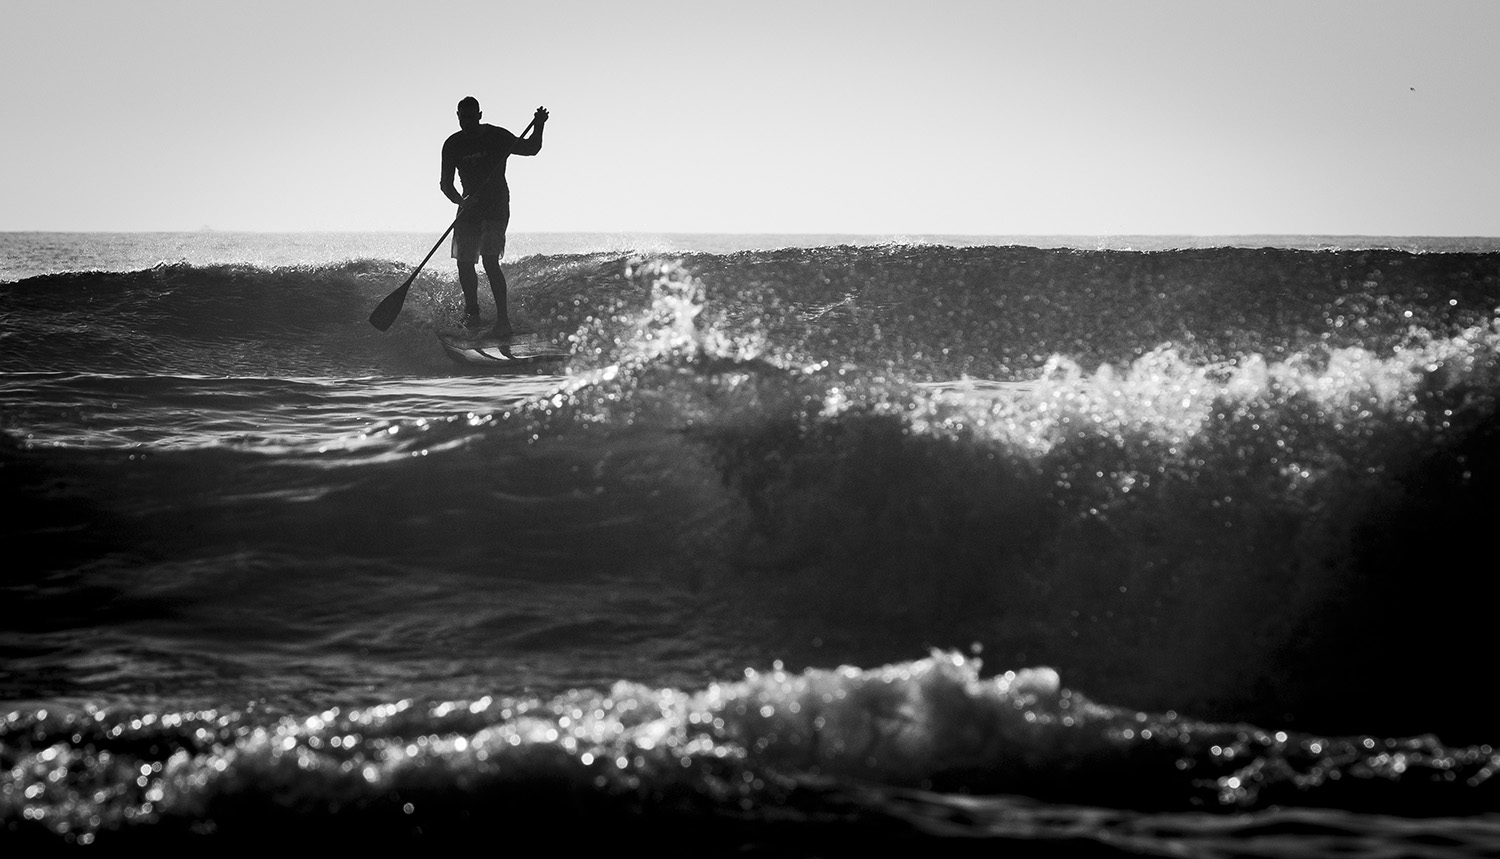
[513,106,549,156]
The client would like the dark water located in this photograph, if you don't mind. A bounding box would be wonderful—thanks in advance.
[2,238,1498,853]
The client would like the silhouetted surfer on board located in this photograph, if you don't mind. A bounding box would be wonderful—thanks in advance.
[440,97,548,339]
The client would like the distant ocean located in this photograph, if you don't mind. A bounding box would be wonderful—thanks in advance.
[3,231,1499,854]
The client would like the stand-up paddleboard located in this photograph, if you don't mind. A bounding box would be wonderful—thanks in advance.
[436,330,569,369]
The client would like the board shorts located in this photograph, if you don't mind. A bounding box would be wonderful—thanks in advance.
[451,216,508,262]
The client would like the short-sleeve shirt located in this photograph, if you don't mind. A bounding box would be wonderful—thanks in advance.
[441,124,517,222]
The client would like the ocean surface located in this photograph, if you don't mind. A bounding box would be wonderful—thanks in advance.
[3,231,1499,854]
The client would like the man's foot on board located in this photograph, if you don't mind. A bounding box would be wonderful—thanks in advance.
[463,313,484,331]
[490,320,534,341]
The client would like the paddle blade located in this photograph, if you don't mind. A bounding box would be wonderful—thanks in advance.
[369,220,458,331]
[367,282,412,331]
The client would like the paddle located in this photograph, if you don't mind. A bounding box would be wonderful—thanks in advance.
[368,117,538,331]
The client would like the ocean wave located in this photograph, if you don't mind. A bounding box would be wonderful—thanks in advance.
[6,242,1500,850]
[8,247,1499,740]
[3,652,1495,849]
[5,244,1500,380]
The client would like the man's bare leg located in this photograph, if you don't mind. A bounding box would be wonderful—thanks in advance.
[481,255,512,338]
[457,260,483,328]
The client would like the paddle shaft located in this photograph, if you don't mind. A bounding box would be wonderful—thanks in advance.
[368,116,539,331]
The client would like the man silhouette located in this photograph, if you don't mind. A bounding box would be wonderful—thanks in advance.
[440,97,548,338]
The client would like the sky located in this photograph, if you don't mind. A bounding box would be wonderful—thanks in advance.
[4,0,1499,236]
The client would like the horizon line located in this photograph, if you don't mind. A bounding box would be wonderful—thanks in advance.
[4,228,1499,240]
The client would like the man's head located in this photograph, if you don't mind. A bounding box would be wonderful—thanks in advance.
[457,96,481,130]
